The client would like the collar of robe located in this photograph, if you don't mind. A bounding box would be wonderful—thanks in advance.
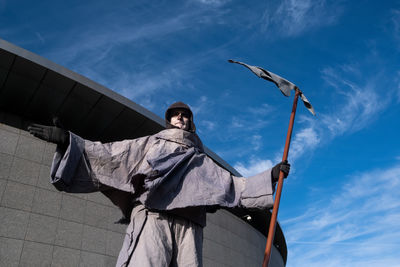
[155,128,204,152]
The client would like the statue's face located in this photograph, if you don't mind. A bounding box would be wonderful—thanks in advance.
[170,109,190,130]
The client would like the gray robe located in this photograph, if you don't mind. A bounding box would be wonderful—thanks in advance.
[50,128,274,266]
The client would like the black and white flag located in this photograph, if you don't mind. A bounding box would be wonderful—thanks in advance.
[228,59,316,116]
[299,92,315,116]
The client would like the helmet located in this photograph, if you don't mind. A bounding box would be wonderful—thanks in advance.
[165,101,196,132]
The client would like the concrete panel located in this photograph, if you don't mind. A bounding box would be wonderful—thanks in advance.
[80,251,108,267]
[0,207,30,239]
[107,207,127,234]
[106,256,117,267]
[20,241,53,267]
[81,225,107,254]
[203,256,229,267]
[0,128,18,155]
[0,237,23,267]
[202,209,284,267]
[32,188,62,217]
[60,194,86,223]
[203,238,231,266]
[0,122,20,134]
[8,157,41,186]
[84,201,111,229]
[1,181,35,211]
[0,178,6,201]
[0,152,13,179]
[86,191,112,206]
[25,213,58,244]
[42,142,56,166]
[37,164,56,191]
[15,135,45,163]
[55,219,83,250]
[105,231,124,257]
[51,246,81,267]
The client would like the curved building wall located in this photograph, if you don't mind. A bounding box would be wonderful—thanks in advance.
[0,38,286,267]
[0,121,284,267]
[204,210,283,267]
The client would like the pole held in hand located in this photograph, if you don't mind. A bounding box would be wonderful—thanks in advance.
[263,89,300,267]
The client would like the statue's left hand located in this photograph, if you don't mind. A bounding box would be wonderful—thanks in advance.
[271,160,290,183]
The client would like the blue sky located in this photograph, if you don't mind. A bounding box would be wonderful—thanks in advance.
[2,0,400,266]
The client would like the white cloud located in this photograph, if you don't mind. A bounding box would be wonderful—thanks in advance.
[289,127,320,160]
[229,102,272,132]
[111,66,186,102]
[191,96,210,115]
[195,0,230,6]
[391,9,400,41]
[283,165,400,266]
[247,103,273,116]
[200,120,216,131]
[395,70,400,103]
[251,135,262,151]
[234,158,273,177]
[262,0,342,37]
[320,67,387,136]
[231,116,244,128]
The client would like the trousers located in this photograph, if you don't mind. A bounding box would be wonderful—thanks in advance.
[121,205,203,267]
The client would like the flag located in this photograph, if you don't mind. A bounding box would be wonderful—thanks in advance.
[299,92,316,116]
[228,59,294,96]
[228,59,316,116]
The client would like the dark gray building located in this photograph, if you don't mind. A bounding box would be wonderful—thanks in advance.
[0,39,286,267]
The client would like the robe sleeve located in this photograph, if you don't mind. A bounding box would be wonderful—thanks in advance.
[50,132,152,194]
[238,169,274,210]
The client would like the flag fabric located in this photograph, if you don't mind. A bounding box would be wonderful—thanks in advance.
[299,92,316,116]
[228,59,316,116]
[228,59,294,96]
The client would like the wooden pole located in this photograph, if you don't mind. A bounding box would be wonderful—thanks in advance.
[262,89,300,267]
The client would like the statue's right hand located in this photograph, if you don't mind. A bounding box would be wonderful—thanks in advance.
[27,124,69,146]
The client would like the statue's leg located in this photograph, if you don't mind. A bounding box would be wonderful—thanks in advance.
[170,217,203,267]
[127,210,173,267]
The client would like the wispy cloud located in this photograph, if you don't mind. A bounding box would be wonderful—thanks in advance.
[247,103,274,116]
[49,13,191,66]
[191,96,210,115]
[234,157,273,177]
[195,0,230,6]
[391,9,400,41]
[395,71,400,103]
[199,120,216,131]
[320,67,387,136]
[251,134,262,151]
[34,32,45,44]
[261,0,342,37]
[283,164,400,266]
[289,127,320,160]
